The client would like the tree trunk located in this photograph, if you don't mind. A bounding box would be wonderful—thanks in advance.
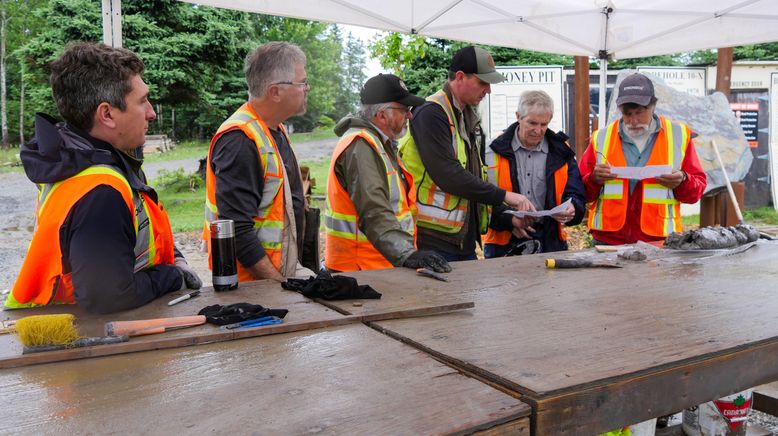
[18,57,24,145]
[1,8,9,149]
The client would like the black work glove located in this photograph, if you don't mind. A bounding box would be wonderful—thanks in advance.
[175,257,202,290]
[402,250,452,273]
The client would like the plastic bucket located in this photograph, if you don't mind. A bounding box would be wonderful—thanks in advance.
[682,388,753,435]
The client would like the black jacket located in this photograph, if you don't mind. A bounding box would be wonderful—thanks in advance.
[487,122,586,253]
[19,113,182,313]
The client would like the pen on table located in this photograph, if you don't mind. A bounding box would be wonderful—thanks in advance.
[167,290,201,306]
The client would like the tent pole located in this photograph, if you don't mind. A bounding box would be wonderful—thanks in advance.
[598,57,607,126]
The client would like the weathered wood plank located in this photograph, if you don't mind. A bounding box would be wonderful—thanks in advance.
[0,280,473,368]
[0,300,473,369]
[321,242,778,434]
[754,381,778,416]
[0,325,531,435]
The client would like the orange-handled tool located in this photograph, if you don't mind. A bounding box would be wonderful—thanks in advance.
[105,315,206,337]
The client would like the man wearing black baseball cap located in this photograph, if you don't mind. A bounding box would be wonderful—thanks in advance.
[579,72,706,246]
[399,46,534,262]
[324,73,451,273]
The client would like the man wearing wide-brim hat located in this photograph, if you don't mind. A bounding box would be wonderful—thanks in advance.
[579,72,707,246]
[324,74,451,273]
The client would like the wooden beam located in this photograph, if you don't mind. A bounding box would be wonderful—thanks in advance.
[716,47,733,96]
[574,56,591,160]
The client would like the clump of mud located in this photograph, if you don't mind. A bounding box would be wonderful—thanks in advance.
[664,224,759,250]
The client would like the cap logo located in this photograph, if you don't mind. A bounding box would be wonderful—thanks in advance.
[486,54,496,68]
[623,86,644,91]
[399,80,408,92]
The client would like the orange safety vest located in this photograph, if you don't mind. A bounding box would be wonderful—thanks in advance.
[587,116,688,237]
[6,165,175,308]
[325,128,416,271]
[483,151,568,245]
[203,103,287,282]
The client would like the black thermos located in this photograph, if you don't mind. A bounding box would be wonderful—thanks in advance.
[211,219,238,291]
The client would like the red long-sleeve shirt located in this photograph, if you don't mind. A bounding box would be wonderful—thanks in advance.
[578,124,707,245]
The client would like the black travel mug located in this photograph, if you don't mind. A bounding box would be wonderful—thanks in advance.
[211,219,238,291]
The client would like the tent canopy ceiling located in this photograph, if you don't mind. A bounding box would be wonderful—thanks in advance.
[181,0,778,60]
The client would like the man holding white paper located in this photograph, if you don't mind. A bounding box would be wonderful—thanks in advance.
[579,73,706,246]
[484,90,586,257]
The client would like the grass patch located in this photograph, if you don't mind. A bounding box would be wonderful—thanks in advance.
[744,207,778,225]
[0,147,23,173]
[144,140,209,163]
[155,158,331,233]
[301,158,330,196]
[682,214,700,228]
[290,127,336,144]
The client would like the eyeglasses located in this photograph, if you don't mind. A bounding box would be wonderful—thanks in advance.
[273,80,310,89]
[384,105,412,115]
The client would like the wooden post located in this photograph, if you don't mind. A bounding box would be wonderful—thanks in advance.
[716,47,733,97]
[701,47,741,226]
[574,56,591,161]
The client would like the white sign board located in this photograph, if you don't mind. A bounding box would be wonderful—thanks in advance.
[637,67,707,97]
[769,72,778,211]
[479,66,564,142]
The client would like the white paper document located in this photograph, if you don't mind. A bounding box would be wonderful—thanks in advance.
[503,198,572,219]
[610,165,672,180]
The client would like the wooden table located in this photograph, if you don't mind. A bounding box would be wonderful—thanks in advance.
[0,280,530,434]
[0,324,530,435]
[319,241,778,434]
[4,242,778,434]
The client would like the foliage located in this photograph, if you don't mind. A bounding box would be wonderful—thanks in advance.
[6,0,365,142]
[333,31,367,117]
[153,168,202,192]
[744,207,778,225]
[143,140,209,163]
[156,183,205,233]
[368,34,575,97]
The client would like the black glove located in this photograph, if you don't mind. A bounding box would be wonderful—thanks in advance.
[402,250,452,273]
[175,257,202,290]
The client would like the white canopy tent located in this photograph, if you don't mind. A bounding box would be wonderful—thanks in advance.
[172,0,778,123]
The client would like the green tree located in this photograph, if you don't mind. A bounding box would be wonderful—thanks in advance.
[1,0,45,148]
[17,0,360,139]
[369,34,575,97]
[333,30,367,119]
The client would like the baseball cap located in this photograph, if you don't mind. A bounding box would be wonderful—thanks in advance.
[449,46,505,84]
[616,73,656,106]
[360,74,425,107]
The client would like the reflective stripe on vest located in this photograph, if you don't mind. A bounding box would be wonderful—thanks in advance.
[325,128,416,271]
[587,116,687,236]
[6,165,174,309]
[398,91,472,234]
[203,103,287,280]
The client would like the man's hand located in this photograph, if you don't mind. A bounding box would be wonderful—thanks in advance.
[504,191,536,211]
[655,170,685,190]
[511,216,535,239]
[174,257,203,291]
[592,163,617,185]
[403,250,452,273]
[551,203,575,224]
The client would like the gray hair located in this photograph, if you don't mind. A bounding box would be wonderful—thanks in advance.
[245,42,306,99]
[517,90,554,119]
[358,103,393,120]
